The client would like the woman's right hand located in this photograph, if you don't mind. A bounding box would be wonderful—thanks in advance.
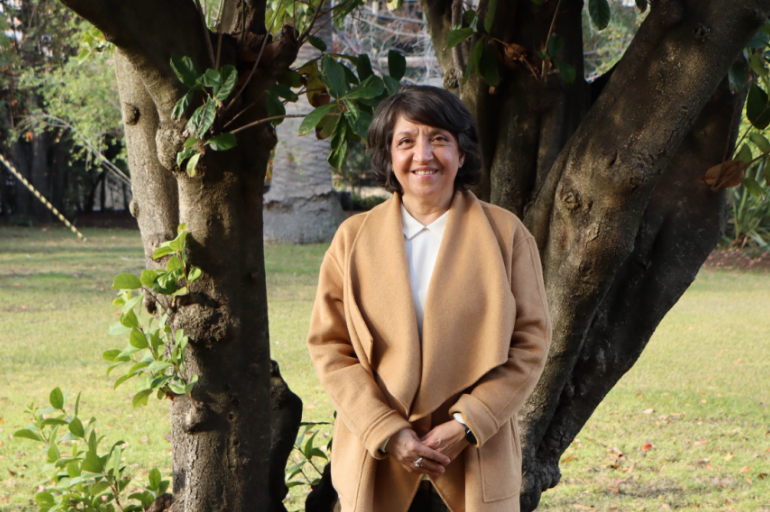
[388,428,451,476]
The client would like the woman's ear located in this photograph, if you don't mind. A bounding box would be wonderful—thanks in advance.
[459,153,465,168]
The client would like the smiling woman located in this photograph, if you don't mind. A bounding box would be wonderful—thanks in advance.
[306,85,552,512]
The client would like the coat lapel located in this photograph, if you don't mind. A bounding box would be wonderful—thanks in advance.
[347,194,421,416]
[410,190,514,419]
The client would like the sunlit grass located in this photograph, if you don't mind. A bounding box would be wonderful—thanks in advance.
[1,226,768,512]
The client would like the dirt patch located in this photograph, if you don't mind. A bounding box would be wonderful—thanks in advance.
[703,249,770,271]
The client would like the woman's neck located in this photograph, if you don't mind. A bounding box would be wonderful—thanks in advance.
[401,190,455,226]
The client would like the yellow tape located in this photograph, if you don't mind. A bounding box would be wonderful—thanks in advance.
[0,154,88,242]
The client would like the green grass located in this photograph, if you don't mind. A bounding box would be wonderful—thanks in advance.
[1,226,768,512]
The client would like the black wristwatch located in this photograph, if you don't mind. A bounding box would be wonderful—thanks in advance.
[464,425,477,445]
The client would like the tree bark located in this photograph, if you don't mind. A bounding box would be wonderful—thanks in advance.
[419,0,770,510]
[61,0,303,510]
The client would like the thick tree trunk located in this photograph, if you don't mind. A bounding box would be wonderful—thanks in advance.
[62,1,304,511]
[419,0,770,510]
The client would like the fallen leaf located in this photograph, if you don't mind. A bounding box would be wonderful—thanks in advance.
[695,440,707,445]
[700,399,707,403]
[643,408,654,414]
[7,469,16,476]
[696,458,711,465]
[758,473,767,480]
[572,506,594,510]
[642,444,653,451]
[138,437,148,444]
[734,358,742,363]
[608,486,619,493]
[739,466,752,473]
[706,464,715,470]
[725,452,734,461]
[745,477,752,484]
[661,504,671,510]
[164,433,172,442]
[562,456,578,463]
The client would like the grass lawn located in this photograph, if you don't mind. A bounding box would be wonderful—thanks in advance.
[0,226,768,512]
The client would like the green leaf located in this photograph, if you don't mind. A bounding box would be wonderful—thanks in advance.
[299,103,337,136]
[50,387,64,410]
[112,273,142,290]
[188,267,202,283]
[74,391,81,417]
[103,349,122,362]
[13,427,43,442]
[736,143,753,163]
[588,0,611,30]
[148,468,162,492]
[153,246,175,259]
[41,417,68,427]
[387,50,406,80]
[186,153,202,177]
[268,84,299,102]
[170,56,201,88]
[121,309,139,329]
[728,60,748,94]
[356,54,374,81]
[265,91,286,126]
[114,373,137,390]
[176,144,197,169]
[385,0,402,10]
[90,480,111,496]
[750,132,770,154]
[743,176,765,197]
[216,65,238,101]
[276,70,302,88]
[81,450,102,473]
[463,9,478,28]
[46,442,61,463]
[146,361,173,373]
[478,40,500,87]
[383,75,401,95]
[172,89,196,121]
[129,328,148,349]
[547,34,565,57]
[349,110,373,142]
[113,296,126,306]
[140,270,159,288]
[552,58,576,84]
[484,0,498,33]
[69,418,85,438]
[109,321,131,336]
[187,99,217,138]
[35,492,55,505]
[465,39,484,83]
[328,116,350,170]
[198,68,222,95]
[321,55,349,99]
[447,28,474,50]
[132,389,153,408]
[308,35,327,52]
[344,79,384,100]
[122,294,143,314]
[746,82,770,130]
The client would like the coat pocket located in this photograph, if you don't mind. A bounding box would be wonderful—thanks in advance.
[478,419,521,503]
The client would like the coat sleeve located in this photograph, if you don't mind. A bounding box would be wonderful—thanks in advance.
[307,247,411,459]
[449,235,552,447]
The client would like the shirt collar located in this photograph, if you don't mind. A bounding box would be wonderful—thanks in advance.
[401,204,450,240]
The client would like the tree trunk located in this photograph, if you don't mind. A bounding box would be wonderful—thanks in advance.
[61,0,304,510]
[419,0,770,509]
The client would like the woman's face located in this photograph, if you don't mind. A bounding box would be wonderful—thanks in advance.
[390,115,464,207]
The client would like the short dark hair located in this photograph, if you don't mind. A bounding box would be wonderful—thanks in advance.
[367,85,482,194]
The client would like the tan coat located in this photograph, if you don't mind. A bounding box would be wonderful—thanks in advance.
[307,190,551,512]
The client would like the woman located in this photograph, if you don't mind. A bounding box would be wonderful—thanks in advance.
[307,86,551,512]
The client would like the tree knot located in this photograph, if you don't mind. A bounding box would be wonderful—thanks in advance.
[693,23,711,43]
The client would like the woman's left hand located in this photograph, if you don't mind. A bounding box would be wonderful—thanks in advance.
[420,420,469,463]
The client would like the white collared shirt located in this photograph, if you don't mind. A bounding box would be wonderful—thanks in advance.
[401,204,450,338]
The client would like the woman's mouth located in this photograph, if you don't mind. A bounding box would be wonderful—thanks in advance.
[412,169,438,175]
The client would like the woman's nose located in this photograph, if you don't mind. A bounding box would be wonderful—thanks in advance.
[414,137,433,163]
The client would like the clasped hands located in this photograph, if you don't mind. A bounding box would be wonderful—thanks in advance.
[388,420,469,476]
